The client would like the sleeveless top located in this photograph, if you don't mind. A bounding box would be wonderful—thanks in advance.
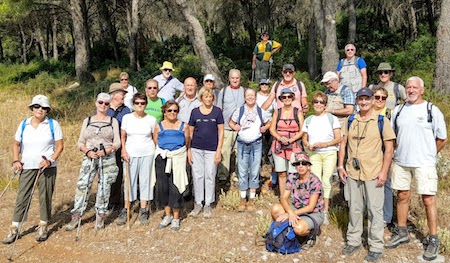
[271,109,302,160]
[157,122,185,151]
[338,57,362,93]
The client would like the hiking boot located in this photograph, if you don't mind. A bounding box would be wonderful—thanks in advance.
[36,222,48,242]
[189,203,202,218]
[246,199,256,212]
[238,198,246,212]
[342,245,361,255]
[95,213,105,230]
[423,236,439,261]
[323,211,330,226]
[385,227,409,249]
[365,251,383,262]
[2,225,18,244]
[203,205,212,218]
[139,208,149,225]
[159,216,173,228]
[65,214,80,231]
[115,208,127,226]
[170,219,180,231]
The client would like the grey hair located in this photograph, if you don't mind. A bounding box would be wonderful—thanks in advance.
[229,69,241,78]
[406,76,424,88]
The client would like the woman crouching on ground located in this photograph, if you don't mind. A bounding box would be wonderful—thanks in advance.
[270,152,324,237]
[3,95,64,244]
[151,100,190,231]
[65,92,120,231]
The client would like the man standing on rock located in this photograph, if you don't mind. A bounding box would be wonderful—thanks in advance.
[386,76,447,261]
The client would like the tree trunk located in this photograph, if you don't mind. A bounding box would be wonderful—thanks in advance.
[19,24,28,64]
[240,0,257,49]
[321,0,339,73]
[425,0,437,37]
[0,37,3,61]
[53,13,59,61]
[433,0,450,94]
[164,0,225,88]
[313,0,325,45]
[70,0,94,83]
[307,18,318,78]
[98,0,120,62]
[127,0,139,71]
[347,0,356,43]
[36,21,48,61]
[408,0,418,39]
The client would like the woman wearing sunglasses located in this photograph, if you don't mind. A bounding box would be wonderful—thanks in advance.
[3,95,64,244]
[269,88,304,196]
[65,93,120,231]
[270,152,324,237]
[115,93,157,226]
[302,91,341,225]
[151,100,190,231]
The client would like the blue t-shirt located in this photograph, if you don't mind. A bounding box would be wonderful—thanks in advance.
[157,122,185,151]
[189,106,224,151]
[336,57,367,71]
[107,105,132,128]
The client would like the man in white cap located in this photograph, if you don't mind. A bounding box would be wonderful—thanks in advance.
[203,74,219,104]
[153,61,184,101]
[321,71,355,128]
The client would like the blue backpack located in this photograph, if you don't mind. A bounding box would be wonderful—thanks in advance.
[19,118,55,153]
[237,105,264,126]
[265,220,300,254]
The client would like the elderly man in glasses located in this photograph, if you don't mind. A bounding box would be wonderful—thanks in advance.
[368,62,407,110]
[336,43,367,93]
[153,61,184,101]
[144,79,166,123]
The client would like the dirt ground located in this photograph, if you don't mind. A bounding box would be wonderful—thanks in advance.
[0,170,439,263]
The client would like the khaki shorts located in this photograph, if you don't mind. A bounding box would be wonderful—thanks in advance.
[273,153,296,173]
[392,163,438,195]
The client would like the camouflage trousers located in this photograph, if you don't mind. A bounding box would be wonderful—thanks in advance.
[70,155,118,215]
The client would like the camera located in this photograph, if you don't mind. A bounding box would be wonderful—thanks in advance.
[352,158,360,170]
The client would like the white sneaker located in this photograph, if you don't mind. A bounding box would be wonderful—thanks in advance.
[323,211,330,225]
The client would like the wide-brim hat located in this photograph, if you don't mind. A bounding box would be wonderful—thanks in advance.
[290,152,312,166]
[376,62,395,72]
[109,82,127,94]
[160,61,175,71]
[29,95,51,110]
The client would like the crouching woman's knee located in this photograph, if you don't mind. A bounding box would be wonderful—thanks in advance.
[293,219,310,237]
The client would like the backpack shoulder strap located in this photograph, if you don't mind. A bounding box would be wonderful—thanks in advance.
[161,98,166,105]
[394,103,406,134]
[305,115,313,127]
[158,122,164,131]
[87,116,91,127]
[48,117,55,151]
[300,213,319,246]
[256,106,264,127]
[113,105,125,118]
[19,119,27,153]
[347,114,355,130]
[427,102,433,123]
[355,56,361,69]
[378,114,384,138]
[275,108,282,130]
[222,86,227,108]
[237,105,245,125]
[179,121,185,131]
[293,107,300,128]
[326,113,334,127]
[274,81,281,95]
[296,80,303,99]
[393,82,400,105]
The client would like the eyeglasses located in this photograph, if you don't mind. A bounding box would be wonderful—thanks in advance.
[120,78,128,81]
[378,71,390,75]
[313,99,326,105]
[283,70,293,75]
[31,104,50,111]
[163,69,173,72]
[281,95,293,99]
[134,101,146,106]
[146,86,158,90]
[204,80,214,83]
[292,161,310,167]
[374,95,387,101]
[346,48,355,51]
[97,101,110,106]
[166,109,178,113]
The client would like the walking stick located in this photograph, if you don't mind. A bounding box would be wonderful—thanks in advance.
[0,169,21,200]
[125,160,131,230]
[95,144,105,232]
[268,58,273,80]
[251,69,255,82]
[75,148,98,241]
[8,156,46,262]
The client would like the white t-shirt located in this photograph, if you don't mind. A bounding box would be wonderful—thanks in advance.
[392,101,447,166]
[231,105,270,143]
[124,84,138,110]
[256,93,276,120]
[121,114,157,157]
[15,117,63,169]
[302,113,340,153]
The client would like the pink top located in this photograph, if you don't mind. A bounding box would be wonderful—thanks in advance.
[271,78,307,109]
[271,109,302,160]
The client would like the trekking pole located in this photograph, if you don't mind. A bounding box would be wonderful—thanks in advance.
[8,156,46,262]
[0,169,21,200]
[75,147,98,241]
[268,58,273,80]
[125,160,131,230]
[95,144,105,232]
[251,69,255,82]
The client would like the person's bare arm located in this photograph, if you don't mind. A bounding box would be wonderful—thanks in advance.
[328,104,354,117]
[360,68,367,88]
[261,93,276,110]
[436,138,448,153]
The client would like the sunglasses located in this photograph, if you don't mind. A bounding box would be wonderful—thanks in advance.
[166,109,178,113]
[313,99,326,105]
[163,69,173,72]
[146,86,158,90]
[378,70,391,75]
[205,80,214,83]
[120,78,128,81]
[346,48,355,51]
[97,101,110,106]
[31,104,50,111]
[283,70,293,74]
[281,95,293,99]
[374,95,387,101]
[134,101,146,106]
[292,161,310,167]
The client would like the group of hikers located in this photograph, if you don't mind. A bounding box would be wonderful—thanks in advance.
[2,37,448,262]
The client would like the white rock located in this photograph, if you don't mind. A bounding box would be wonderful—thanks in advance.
[241,246,248,252]
[240,222,245,227]
[260,255,268,261]
[239,231,245,235]
[293,259,300,263]
[328,252,334,258]
[224,258,231,262]
[256,210,264,216]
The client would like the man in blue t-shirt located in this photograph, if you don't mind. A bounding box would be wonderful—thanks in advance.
[336,44,367,93]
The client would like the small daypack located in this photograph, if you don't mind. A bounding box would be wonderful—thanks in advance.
[275,107,300,130]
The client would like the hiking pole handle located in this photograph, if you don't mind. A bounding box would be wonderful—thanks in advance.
[99,144,106,156]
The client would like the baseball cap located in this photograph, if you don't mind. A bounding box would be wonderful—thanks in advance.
[356,87,373,97]
[321,71,339,83]
[204,74,215,82]
[282,64,295,72]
